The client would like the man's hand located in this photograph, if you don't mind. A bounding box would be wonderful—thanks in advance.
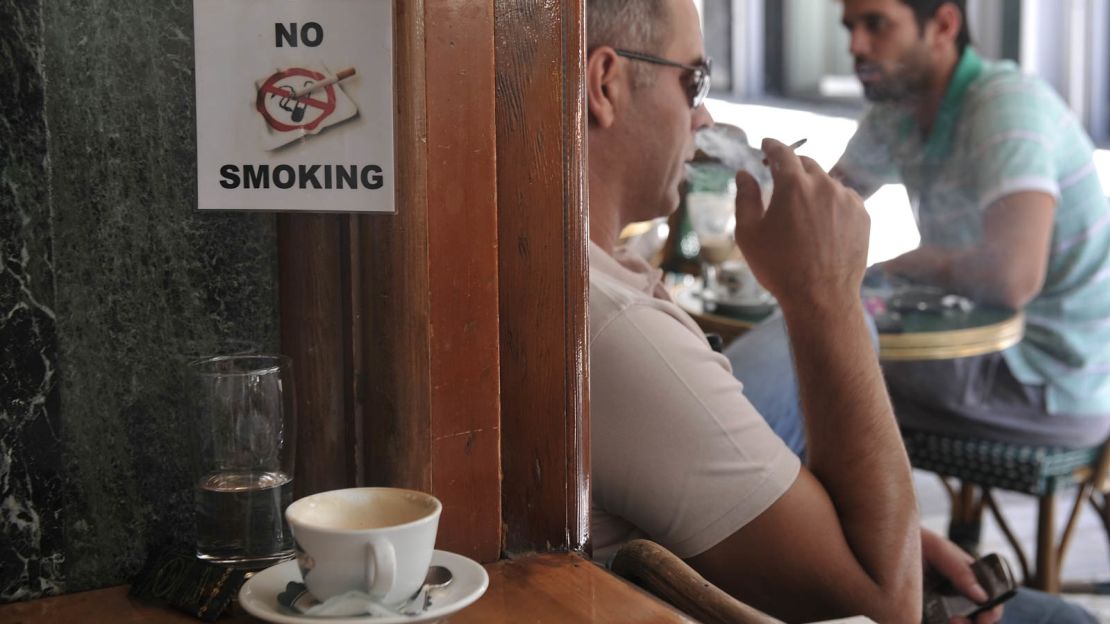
[734,138,870,312]
[921,528,1004,624]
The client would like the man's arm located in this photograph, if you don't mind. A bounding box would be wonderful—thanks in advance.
[831,163,882,200]
[688,140,922,623]
[880,191,1055,309]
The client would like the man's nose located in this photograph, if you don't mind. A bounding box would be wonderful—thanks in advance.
[848,29,870,57]
[692,103,713,131]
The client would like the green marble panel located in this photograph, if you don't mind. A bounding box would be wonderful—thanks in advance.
[0,0,65,602]
[0,0,282,598]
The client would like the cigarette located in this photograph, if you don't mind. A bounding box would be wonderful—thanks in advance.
[291,67,356,99]
[763,138,807,165]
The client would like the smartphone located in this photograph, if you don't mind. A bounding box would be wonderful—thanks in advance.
[922,553,1018,624]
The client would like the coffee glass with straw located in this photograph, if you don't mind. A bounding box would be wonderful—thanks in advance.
[688,125,804,304]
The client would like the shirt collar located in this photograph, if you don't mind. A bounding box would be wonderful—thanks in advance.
[588,240,670,299]
[923,47,984,160]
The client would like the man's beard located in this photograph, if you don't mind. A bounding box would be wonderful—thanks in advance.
[857,56,930,103]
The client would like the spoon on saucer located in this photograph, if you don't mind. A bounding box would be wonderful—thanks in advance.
[425,565,453,590]
[400,565,453,616]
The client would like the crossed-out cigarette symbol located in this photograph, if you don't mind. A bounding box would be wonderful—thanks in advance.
[256,66,356,133]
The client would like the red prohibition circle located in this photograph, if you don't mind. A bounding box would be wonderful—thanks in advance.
[256,67,337,133]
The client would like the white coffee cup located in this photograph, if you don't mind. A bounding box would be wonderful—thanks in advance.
[716,259,772,304]
[285,487,442,605]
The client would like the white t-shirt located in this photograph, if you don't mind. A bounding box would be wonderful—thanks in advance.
[589,241,800,562]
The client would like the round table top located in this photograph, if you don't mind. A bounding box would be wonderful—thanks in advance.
[876,307,1024,361]
[673,280,1025,361]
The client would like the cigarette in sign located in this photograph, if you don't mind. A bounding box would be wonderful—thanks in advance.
[291,67,357,99]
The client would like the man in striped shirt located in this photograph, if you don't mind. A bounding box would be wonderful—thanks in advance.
[833,0,1110,449]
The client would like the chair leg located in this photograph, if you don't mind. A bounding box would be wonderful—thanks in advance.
[1057,482,1094,575]
[983,489,1032,584]
[948,482,983,556]
[1033,493,1059,593]
[1089,490,1110,586]
[1090,490,1110,537]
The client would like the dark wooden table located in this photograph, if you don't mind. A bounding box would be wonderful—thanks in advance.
[0,553,693,624]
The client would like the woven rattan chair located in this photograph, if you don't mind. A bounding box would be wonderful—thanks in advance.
[902,428,1110,592]
[610,539,785,624]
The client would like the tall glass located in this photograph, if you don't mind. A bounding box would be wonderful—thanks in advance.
[685,162,738,294]
[189,354,297,567]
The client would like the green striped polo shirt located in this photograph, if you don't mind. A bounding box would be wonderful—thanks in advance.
[838,48,1110,417]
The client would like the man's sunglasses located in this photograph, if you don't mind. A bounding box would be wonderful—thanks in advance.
[614,49,712,109]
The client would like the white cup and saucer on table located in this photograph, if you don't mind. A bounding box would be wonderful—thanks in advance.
[238,487,489,624]
[703,259,777,316]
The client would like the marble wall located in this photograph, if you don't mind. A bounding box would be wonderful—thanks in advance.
[1,0,281,601]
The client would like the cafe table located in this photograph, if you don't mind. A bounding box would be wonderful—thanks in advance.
[0,553,698,623]
[672,279,1025,361]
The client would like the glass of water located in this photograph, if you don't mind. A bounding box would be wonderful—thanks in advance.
[188,354,296,567]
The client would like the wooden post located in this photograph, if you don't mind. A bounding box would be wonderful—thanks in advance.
[494,0,590,554]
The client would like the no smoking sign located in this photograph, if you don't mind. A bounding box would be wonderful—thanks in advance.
[256,67,337,132]
[193,0,394,213]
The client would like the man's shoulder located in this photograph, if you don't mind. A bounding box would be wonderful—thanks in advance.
[966,57,1058,107]
[589,265,640,311]
[589,266,656,337]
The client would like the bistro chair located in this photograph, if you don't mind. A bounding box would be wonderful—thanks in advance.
[902,428,1110,592]
[610,539,785,624]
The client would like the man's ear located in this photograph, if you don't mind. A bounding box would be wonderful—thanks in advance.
[929,3,963,48]
[587,47,623,129]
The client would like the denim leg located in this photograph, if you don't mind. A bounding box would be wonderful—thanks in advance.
[999,588,1099,624]
[723,311,807,458]
[723,309,880,460]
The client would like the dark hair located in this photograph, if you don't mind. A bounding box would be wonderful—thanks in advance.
[898,0,971,54]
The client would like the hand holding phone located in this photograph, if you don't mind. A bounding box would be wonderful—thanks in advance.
[923,553,1017,624]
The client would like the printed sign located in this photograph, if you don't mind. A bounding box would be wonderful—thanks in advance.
[193,0,394,212]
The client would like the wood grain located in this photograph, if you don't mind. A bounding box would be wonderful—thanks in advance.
[449,553,692,623]
[278,215,357,498]
[0,554,691,623]
[494,0,590,556]
[360,0,502,562]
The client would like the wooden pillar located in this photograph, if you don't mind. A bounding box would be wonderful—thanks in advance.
[278,215,360,499]
[360,0,503,563]
[278,0,588,563]
[494,0,590,555]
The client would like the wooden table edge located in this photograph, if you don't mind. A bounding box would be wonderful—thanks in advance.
[0,552,695,623]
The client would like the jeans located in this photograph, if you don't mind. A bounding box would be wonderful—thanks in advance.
[885,353,1110,449]
[1001,588,1099,624]
[723,310,807,458]
[723,309,881,460]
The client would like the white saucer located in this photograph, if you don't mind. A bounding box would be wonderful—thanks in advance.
[238,550,489,624]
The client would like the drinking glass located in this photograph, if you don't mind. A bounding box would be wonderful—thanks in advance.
[189,354,297,567]
[685,162,738,295]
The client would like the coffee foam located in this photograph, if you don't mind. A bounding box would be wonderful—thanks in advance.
[289,490,437,531]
